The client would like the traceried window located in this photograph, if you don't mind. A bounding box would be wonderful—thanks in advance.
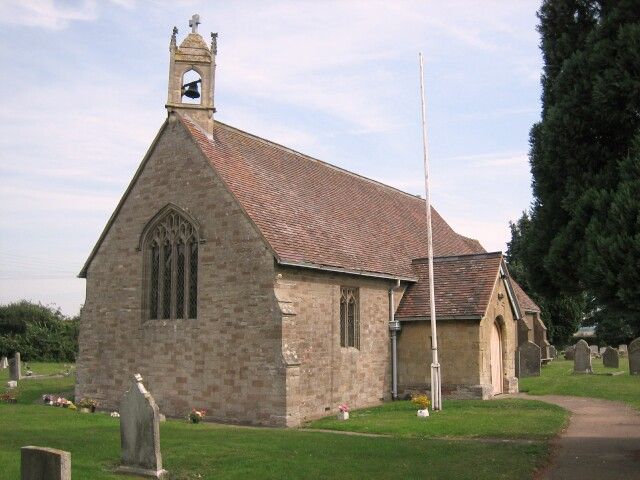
[146,208,199,320]
[340,287,360,349]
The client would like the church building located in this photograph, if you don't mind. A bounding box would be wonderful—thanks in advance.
[76,16,548,427]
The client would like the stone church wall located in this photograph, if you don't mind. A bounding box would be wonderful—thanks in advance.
[76,116,287,426]
[396,320,482,398]
[274,267,394,423]
[479,276,519,395]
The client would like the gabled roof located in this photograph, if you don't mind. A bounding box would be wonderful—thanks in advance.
[458,235,486,254]
[395,252,505,320]
[179,115,477,280]
[511,280,541,313]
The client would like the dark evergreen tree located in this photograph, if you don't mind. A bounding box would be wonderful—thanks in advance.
[524,0,640,341]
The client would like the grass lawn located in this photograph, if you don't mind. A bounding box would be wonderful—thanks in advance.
[520,358,640,410]
[308,398,568,440]
[0,366,563,480]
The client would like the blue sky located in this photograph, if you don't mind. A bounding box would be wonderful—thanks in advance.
[0,0,543,315]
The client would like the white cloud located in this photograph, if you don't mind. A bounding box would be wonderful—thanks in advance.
[0,0,97,30]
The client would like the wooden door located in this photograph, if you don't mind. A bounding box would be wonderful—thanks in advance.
[490,321,503,395]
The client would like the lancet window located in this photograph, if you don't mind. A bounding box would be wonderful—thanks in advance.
[340,287,360,349]
[146,209,198,320]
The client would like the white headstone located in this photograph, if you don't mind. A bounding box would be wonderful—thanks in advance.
[116,374,167,478]
[574,340,593,374]
[0,356,8,369]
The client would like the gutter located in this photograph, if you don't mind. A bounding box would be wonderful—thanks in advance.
[389,279,402,400]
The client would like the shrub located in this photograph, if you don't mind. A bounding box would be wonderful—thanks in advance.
[411,393,431,410]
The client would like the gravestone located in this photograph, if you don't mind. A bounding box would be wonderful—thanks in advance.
[619,344,628,357]
[573,339,593,374]
[21,446,71,480]
[117,374,167,478]
[0,356,8,369]
[602,346,619,369]
[564,345,575,360]
[599,347,606,355]
[589,345,599,357]
[9,352,21,380]
[629,338,640,375]
[516,341,541,377]
[549,345,557,358]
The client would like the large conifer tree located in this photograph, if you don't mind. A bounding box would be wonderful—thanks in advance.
[520,0,640,342]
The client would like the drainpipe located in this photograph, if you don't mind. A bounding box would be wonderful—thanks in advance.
[389,279,402,400]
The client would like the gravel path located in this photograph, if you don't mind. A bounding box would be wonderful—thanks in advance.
[516,394,640,480]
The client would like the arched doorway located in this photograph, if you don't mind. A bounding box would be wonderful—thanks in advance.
[490,320,503,395]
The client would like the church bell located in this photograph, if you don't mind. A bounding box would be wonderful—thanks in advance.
[182,79,201,99]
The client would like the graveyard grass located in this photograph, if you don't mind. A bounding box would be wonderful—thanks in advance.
[1,365,560,480]
[520,358,640,410]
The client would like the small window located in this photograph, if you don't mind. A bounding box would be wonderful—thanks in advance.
[340,287,360,348]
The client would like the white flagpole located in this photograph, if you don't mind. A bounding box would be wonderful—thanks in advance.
[419,52,442,411]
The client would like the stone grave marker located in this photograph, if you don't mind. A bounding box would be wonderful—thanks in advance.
[21,446,71,480]
[574,339,593,374]
[564,345,575,360]
[619,344,628,357]
[549,345,557,358]
[602,346,619,369]
[117,374,167,478]
[9,352,21,380]
[517,341,541,377]
[0,356,8,369]
[629,338,640,375]
[589,345,599,357]
[599,347,606,355]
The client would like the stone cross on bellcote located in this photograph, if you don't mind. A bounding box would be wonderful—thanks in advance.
[189,14,200,34]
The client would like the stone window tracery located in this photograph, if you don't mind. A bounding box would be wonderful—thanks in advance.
[340,287,360,349]
[145,208,199,320]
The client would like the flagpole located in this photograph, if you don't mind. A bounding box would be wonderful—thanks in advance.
[418,52,442,411]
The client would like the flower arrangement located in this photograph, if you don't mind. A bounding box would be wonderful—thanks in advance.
[411,393,431,411]
[110,411,120,418]
[338,403,350,413]
[77,398,98,412]
[189,408,206,423]
[0,391,17,404]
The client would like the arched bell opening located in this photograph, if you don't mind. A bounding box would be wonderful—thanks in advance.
[181,69,202,105]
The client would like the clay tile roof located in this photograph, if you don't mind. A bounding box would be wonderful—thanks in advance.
[180,115,478,279]
[458,235,486,254]
[395,252,503,319]
[510,279,541,313]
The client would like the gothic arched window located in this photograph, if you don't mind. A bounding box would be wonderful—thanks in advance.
[144,207,199,320]
[340,287,360,349]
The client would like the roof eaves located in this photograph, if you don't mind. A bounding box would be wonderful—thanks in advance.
[277,259,417,283]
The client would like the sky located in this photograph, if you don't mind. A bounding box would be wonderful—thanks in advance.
[0,0,544,316]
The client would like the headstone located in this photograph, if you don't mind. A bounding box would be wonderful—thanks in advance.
[117,374,167,478]
[9,352,21,380]
[564,345,575,360]
[629,338,640,375]
[21,446,71,480]
[602,346,619,369]
[549,345,557,358]
[599,347,606,355]
[573,339,593,374]
[589,345,599,357]
[0,356,8,369]
[516,341,541,377]
[619,344,628,357]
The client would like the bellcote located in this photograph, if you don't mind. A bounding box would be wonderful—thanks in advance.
[166,14,217,132]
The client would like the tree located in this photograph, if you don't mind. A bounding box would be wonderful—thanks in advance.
[525,0,640,341]
[506,212,585,347]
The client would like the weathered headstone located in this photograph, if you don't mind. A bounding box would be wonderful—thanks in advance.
[21,446,70,480]
[564,345,575,360]
[602,346,619,369]
[589,345,599,357]
[517,341,541,377]
[117,374,167,478]
[549,345,557,358]
[619,344,628,357]
[599,347,606,355]
[9,352,21,380]
[574,339,593,374]
[629,338,640,375]
[0,356,8,369]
